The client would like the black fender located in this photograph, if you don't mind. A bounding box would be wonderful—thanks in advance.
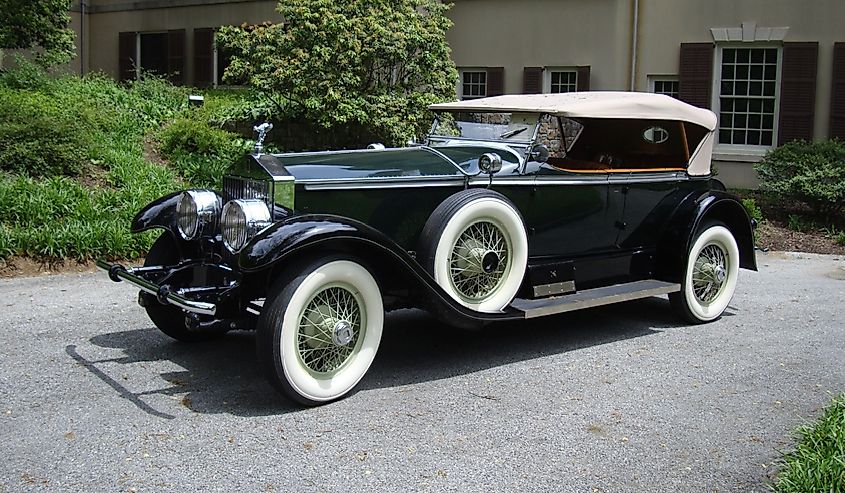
[130,191,183,233]
[238,214,522,328]
[656,189,758,282]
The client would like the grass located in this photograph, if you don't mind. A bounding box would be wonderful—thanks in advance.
[0,60,258,263]
[772,393,845,492]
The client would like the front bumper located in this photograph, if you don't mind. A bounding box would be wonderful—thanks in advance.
[96,260,218,316]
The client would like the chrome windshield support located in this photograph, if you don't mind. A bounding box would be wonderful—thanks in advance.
[96,260,217,316]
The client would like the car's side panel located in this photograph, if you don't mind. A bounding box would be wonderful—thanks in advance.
[238,214,522,328]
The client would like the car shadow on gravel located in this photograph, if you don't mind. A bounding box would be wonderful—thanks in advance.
[75,297,699,418]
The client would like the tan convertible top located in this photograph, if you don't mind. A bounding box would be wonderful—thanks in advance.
[429,92,718,131]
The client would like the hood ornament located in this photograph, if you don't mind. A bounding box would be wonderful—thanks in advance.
[253,122,273,155]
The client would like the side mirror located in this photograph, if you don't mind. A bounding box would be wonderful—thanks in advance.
[530,144,550,163]
[479,153,503,175]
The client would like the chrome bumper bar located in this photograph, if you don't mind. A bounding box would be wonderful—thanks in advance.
[96,260,217,316]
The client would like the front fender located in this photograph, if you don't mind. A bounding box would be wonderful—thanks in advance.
[656,190,757,281]
[238,214,521,328]
[131,191,183,233]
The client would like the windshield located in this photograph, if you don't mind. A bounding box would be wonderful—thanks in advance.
[429,112,539,143]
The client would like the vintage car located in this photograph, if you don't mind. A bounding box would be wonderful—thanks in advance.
[98,92,757,405]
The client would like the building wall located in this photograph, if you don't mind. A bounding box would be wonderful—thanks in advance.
[447,0,634,92]
[81,0,279,85]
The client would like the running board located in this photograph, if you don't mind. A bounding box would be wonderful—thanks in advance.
[511,280,680,319]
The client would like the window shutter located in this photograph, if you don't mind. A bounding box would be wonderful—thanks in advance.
[118,32,136,82]
[576,66,590,91]
[487,67,504,96]
[830,43,845,140]
[678,43,714,109]
[167,29,185,85]
[523,67,542,94]
[193,28,214,88]
[778,42,818,145]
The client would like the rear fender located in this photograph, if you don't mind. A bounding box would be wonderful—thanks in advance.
[656,190,757,282]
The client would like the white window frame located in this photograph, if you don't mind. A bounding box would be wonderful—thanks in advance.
[457,68,487,100]
[648,75,680,99]
[543,68,578,94]
[711,43,783,155]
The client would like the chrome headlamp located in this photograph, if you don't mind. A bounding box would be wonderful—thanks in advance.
[176,190,222,240]
[221,199,272,253]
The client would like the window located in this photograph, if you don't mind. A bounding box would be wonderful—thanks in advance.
[460,70,487,100]
[118,30,184,84]
[716,46,780,147]
[545,69,578,93]
[649,77,679,99]
[139,32,169,77]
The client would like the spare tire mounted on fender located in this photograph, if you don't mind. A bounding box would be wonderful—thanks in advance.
[418,189,528,313]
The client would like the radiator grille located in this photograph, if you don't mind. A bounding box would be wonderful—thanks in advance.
[223,176,272,206]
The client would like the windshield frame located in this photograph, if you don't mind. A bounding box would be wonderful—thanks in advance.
[427,111,542,147]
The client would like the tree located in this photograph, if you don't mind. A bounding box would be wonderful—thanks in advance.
[0,0,75,66]
[217,0,458,147]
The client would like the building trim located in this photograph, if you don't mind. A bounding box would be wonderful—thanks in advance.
[71,0,267,14]
[710,22,790,43]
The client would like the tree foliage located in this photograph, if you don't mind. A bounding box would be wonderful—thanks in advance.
[755,139,845,218]
[0,0,75,66]
[217,0,458,147]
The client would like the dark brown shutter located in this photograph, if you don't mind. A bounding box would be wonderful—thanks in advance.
[523,67,542,94]
[167,29,185,85]
[678,43,714,109]
[778,42,818,145]
[194,28,215,88]
[830,42,845,140]
[118,32,136,82]
[576,66,591,91]
[487,67,504,96]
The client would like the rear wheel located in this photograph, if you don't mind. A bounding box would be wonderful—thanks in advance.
[256,257,384,406]
[670,222,740,323]
[143,233,220,342]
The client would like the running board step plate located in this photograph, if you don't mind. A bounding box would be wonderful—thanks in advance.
[511,279,680,319]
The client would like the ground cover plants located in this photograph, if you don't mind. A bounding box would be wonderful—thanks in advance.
[0,60,255,263]
[772,393,845,492]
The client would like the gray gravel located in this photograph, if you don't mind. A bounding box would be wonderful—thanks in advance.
[1,251,843,492]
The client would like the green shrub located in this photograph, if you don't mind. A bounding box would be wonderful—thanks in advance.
[0,88,96,176]
[787,214,814,233]
[755,139,845,218]
[156,117,249,187]
[741,198,763,223]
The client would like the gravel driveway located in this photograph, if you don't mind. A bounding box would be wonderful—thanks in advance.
[1,252,843,492]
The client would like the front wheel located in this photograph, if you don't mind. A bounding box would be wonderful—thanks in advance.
[670,222,740,323]
[143,233,220,342]
[256,257,384,406]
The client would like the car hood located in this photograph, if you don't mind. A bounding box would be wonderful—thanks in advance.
[229,145,523,182]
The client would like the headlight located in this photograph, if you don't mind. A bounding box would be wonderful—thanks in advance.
[221,199,272,253]
[176,190,221,240]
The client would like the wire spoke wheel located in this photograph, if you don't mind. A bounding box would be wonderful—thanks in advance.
[448,220,511,302]
[296,285,364,377]
[692,244,728,304]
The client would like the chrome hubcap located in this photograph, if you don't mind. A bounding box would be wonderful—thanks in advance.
[449,220,510,302]
[692,244,728,304]
[297,286,363,375]
[332,321,354,346]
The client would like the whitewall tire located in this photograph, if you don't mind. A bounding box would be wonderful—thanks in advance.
[418,189,528,313]
[257,258,383,405]
[670,223,740,323]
